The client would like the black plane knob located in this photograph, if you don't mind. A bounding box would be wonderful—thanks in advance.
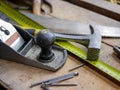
[36,30,56,62]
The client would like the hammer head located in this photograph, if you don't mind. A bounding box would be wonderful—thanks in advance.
[54,25,102,61]
[87,25,102,60]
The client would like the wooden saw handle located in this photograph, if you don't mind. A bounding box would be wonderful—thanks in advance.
[33,0,42,15]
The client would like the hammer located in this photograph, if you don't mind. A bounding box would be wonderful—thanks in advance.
[28,25,101,60]
[54,25,102,60]
[27,25,102,61]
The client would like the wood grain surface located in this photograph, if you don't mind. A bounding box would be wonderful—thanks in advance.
[0,0,120,90]
[63,0,120,21]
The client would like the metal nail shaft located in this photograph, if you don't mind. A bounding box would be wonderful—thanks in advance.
[49,83,77,86]
[69,63,85,71]
[30,72,78,88]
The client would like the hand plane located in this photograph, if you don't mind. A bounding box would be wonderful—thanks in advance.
[0,19,67,71]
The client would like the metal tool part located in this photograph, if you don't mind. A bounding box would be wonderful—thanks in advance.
[69,63,85,71]
[113,45,120,58]
[30,72,79,88]
[42,0,52,14]
[0,26,10,35]
[46,83,77,86]
[0,1,67,71]
[35,26,101,61]
[21,12,120,38]
[54,26,102,60]
[41,83,77,90]
[41,84,49,90]
[0,25,67,71]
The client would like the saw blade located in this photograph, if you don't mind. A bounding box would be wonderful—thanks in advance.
[21,12,120,38]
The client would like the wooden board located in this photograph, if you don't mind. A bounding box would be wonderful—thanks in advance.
[63,0,120,21]
[46,0,120,27]
[0,0,120,90]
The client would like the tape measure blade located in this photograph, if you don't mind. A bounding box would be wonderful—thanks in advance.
[56,41,120,84]
[95,60,120,82]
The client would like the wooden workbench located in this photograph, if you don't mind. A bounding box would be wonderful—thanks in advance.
[0,0,120,90]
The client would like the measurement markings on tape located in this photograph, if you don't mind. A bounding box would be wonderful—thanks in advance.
[56,41,120,82]
[0,0,120,85]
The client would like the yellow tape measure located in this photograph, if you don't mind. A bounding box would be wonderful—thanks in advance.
[56,41,120,82]
[0,0,120,85]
